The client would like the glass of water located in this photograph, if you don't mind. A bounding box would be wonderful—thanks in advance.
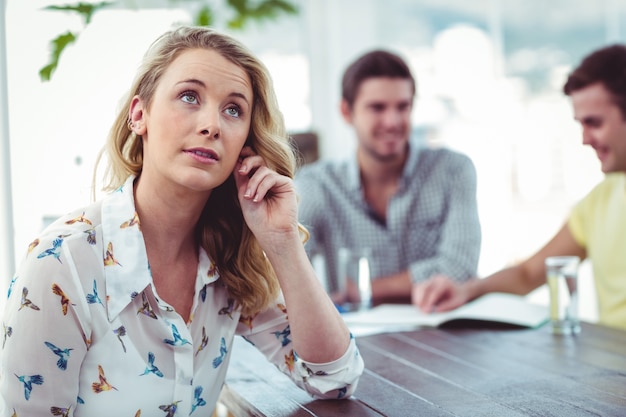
[545,256,581,335]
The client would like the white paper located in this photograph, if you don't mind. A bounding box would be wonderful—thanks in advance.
[341,293,549,334]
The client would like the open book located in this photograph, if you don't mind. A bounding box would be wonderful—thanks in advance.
[341,293,549,333]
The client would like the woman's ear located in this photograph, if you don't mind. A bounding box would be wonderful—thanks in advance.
[129,96,147,135]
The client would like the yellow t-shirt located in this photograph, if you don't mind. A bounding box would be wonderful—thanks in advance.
[568,173,626,330]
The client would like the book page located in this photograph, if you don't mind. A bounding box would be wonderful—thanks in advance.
[341,293,549,332]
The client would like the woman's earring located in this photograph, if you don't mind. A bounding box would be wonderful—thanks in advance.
[127,119,134,131]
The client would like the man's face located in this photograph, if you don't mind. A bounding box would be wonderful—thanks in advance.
[341,77,414,163]
[570,82,626,173]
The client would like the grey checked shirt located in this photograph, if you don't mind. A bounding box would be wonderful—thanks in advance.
[294,141,481,292]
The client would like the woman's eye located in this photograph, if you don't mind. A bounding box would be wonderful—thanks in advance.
[180,92,198,104]
[225,106,241,118]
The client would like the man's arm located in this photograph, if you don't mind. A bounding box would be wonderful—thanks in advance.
[414,222,587,312]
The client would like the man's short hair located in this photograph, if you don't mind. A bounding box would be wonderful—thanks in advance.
[341,49,416,108]
[563,44,626,118]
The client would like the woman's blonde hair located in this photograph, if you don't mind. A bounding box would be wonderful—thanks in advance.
[95,25,300,315]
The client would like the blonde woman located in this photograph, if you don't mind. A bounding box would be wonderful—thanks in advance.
[1,26,363,416]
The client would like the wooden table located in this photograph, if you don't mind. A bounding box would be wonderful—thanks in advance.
[219,322,626,416]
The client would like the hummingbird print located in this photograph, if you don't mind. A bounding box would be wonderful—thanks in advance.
[190,386,207,414]
[44,341,73,370]
[159,401,181,417]
[120,211,140,230]
[91,365,118,393]
[199,285,207,302]
[86,280,103,306]
[137,292,157,319]
[140,352,164,378]
[163,324,191,346]
[195,326,208,357]
[284,349,295,372]
[52,283,76,315]
[84,228,97,245]
[65,211,93,226]
[218,298,235,319]
[104,242,122,267]
[50,405,72,417]
[37,237,64,263]
[18,287,40,311]
[212,337,228,368]
[277,303,288,317]
[2,322,12,348]
[207,261,218,277]
[239,313,257,330]
[7,276,17,299]
[272,325,291,347]
[14,373,44,400]
[113,325,127,352]
[27,238,40,253]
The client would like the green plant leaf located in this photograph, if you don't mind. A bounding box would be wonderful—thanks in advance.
[44,1,114,25]
[226,0,297,29]
[40,0,298,81]
[39,31,78,82]
[195,5,215,26]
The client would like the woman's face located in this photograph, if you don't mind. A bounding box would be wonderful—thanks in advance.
[131,48,253,196]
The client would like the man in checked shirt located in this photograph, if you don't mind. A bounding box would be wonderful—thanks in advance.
[295,49,481,307]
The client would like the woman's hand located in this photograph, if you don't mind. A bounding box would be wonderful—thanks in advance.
[233,146,299,250]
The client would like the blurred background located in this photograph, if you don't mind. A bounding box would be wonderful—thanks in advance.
[3,0,625,321]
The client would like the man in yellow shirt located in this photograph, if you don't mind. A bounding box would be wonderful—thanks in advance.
[414,44,626,330]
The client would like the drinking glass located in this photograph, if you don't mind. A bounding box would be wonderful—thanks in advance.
[545,256,581,335]
[337,247,372,312]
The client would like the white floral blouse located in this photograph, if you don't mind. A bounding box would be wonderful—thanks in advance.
[0,176,364,417]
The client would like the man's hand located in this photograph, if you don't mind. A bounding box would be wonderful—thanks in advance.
[411,274,471,313]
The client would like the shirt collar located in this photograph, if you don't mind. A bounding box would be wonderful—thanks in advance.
[102,175,221,321]
[347,139,422,191]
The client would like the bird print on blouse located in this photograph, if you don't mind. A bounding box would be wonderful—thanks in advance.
[113,326,127,352]
[277,303,288,318]
[51,283,76,315]
[301,363,328,382]
[284,350,296,372]
[36,237,64,263]
[50,405,72,416]
[137,292,157,319]
[159,401,181,417]
[140,352,164,378]
[2,322,12,348]
[104,242,123,267]
[239,313,257,330]
[195,326,208,357]
[163,324,191,346]
[14,373,44,400]
[18,287,40,311]
[0,175,364,415]
[212,337,228,368]
[84,228,97,245]
[7,276,17,299]
[91,365,117,393]
[65,212,93,226]
[27,238,39,254]
[86,279,104,307]
[272,325,291,347]
[190,386,207,414]
[44,341,73,370]
[218,298,235,319]
[120,212,140,230]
